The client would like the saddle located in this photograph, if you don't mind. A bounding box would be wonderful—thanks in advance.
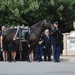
[13,26,30,42]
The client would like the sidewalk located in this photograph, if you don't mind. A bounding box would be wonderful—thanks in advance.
[60,55,75,62]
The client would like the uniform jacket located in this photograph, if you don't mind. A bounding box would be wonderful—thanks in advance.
[51,28,62,45]
[43,34,51,47]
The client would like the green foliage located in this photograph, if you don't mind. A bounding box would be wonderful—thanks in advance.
[0,0,75,32]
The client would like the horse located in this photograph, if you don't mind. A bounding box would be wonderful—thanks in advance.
[28,20,54,48]
[2,20,55,60]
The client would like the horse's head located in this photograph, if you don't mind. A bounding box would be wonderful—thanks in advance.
[43,20,55,30]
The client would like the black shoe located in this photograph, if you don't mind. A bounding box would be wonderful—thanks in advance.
[54,60,60,63]
[54,60,56,62]
[28,60,31,62]
[48,59,52,61]
[44,59,47,61]
[54,60,57,62]
[37,60,42,62]
[8,60,12,62]
[57,60,60,62]
[13,59,16,62]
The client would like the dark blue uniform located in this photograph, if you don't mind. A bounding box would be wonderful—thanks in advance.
[51,28,62,62]
[37,35,43,61]
[43,34,52,61]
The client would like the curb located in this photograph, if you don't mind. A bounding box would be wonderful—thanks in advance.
[60,56,75,62]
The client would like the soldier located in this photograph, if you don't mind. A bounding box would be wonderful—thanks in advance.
[43,29,52,61]
[51,22,62,62]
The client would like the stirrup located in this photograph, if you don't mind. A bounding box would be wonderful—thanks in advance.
[13,37,19,40]
[21,38,28,42]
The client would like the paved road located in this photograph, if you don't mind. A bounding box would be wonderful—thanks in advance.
[0,61,75,75]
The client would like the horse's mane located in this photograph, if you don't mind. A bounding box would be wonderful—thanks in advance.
[30,21,43,29]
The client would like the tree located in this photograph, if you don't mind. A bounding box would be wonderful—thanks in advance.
[0,0,75,32]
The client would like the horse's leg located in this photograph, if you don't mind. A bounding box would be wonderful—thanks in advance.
[19,46,22,61]
[8,50,11,61]
[7,44,12,61]
[33,48,37,61]
[19,50,22,61]
[21,42,28,61]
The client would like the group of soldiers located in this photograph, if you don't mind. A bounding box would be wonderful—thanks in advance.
[36,22,62,62]
[0,22,62,62]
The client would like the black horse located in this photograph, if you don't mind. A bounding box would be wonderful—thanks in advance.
[28,20,55,47]
[2,20,55,60]
[2,20,54,48]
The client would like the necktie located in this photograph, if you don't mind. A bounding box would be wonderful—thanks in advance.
[46,35,49,39]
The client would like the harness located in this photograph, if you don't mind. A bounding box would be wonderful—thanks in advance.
[13,26,30,42]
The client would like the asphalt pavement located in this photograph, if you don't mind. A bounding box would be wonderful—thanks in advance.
[0,58,75,75]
